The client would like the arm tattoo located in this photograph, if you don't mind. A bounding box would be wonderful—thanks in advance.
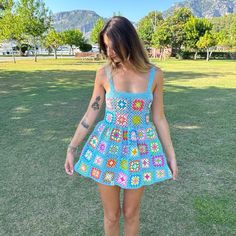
[81,119,89,129]
[91,96,101,110]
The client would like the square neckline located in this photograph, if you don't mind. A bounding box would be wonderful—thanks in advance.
[107,66,155,96]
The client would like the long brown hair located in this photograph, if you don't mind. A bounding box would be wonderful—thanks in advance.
[98,16,153,73]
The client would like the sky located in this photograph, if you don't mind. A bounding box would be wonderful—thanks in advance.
[44,0,185,22]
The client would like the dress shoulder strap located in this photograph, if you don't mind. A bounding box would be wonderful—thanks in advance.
[147,66,156,93]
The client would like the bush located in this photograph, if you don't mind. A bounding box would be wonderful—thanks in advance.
[175,51,235,59]
[79,43,92,52]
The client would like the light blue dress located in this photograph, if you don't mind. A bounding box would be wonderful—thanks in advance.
[74,65,173,189]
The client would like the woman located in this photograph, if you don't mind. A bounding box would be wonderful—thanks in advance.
[64,16,178,236]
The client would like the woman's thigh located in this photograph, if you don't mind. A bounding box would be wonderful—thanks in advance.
[97,183,121,217]
[122,186,145,217]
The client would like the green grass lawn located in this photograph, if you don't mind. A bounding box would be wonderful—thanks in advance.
[0,58,236,236]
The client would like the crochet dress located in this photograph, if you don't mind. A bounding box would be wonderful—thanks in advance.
[74,66,173,189]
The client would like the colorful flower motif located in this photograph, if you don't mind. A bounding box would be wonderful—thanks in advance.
[132,99,145,111]
[97,123,105,134]
[89,135,99,148]
[145,114,150,123]
[137,129,146,140]
[94,156,103,166]
[132,116,141,125]
[146,127,156,139]
[131,175,140,186]
[110,128,122,142]
[116,113,128,126]
[138,143,148,155]
[116,99,128,110]
[109,145,119,154]
[117,172,128,186]
[123,131,128,140]
[98,141,107,153]
[107,158,116,168]
[91,167,101,179]
[141,158,150,168]
[130,147,139,157]
[120,159,128,170]
[150,142,160,153]
[143,172,152,182]
[130,130,137,141]
[130,160,140,172]
[122,145,129,155]
[105,112,114,123]
[152,155,164,167]
[103,171,115,183]
[79,163,88,173]
[106,98,113,110]
[84,150,93,161]
[156,169,166,178]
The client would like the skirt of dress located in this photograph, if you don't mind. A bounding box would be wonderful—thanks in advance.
[74,120,173,189]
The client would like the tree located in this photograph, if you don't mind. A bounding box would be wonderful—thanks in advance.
[0,0,23,63]
[151,22,172,60]
[16,0,52,62]
[43,29,63,59]
[210,13,236,48]
[184,16,212,59]
[90,18,104,44]
[166,7,193,56]
[196,31,217,61]
[61,29,84,55]
[137,11,163,47]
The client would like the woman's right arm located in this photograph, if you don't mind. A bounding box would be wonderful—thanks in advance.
[64,67,106,175]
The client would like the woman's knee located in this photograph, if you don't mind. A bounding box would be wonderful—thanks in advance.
[122,206,140,222]
[104,208,121,225]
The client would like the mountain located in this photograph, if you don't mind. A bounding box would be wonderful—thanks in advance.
[164,0,236,18]
[52,1,236,38]
[52,10,106,39]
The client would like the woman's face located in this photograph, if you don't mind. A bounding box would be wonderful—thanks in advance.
[103,34,120,62]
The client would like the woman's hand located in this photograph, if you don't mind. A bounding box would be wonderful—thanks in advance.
[64,151,75,176]
[167,157,178,180]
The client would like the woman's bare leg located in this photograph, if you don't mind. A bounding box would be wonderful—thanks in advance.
[123,186,145,236]
[97,183,121,236]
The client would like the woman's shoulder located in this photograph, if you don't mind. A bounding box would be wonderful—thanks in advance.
[150,64,164,90]
[94,63,110,88]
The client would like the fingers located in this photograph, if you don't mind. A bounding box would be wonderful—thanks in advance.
[64,161,74,176]
[172,168,178,180]
[69,162,74,175]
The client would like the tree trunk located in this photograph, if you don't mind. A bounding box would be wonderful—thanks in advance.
[34,44,37,62]
[11,41,16,63]
[206,48,209,61]
[209,50,213,60]
[71,46,74,55]
[54,48,57,59]
[160,48,164,61]
[194,51,198,60]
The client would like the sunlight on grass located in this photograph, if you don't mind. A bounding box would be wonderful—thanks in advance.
[173,124,201,129]
[20,128,36,136]
[12,106,30,113]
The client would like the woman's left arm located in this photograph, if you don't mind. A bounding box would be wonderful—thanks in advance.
[151,67,178,180]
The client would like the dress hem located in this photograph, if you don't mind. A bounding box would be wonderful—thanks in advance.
[74,167,173,190]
